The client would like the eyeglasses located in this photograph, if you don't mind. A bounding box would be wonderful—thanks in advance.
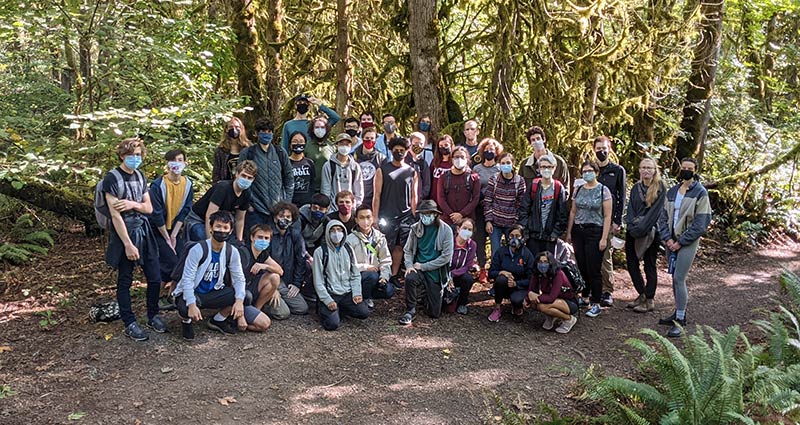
[639,167,656,170]
[464,128,477,132]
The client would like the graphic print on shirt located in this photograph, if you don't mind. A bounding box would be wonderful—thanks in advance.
[359,161,377,182]
[293,163,312,193]
[197,251,221,294]
[432,166,449,180]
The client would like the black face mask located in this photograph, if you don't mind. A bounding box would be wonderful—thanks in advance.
[509,236,522,249]
[212,231,230,243]
[296,103,310,114]
[439,147,451,156]
[596,150,608,163]
[291,144,306,154]
[345,129,358,138]
[276,217,292,230]
[483,151,496,161]
[679,169,695,181]
[227,128,240,139]
[392,150,405,162]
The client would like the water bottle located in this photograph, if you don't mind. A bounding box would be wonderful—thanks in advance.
[668,251,677,275]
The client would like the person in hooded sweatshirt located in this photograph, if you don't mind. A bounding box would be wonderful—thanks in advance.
[313,220,369,331]
[320,133,364,210]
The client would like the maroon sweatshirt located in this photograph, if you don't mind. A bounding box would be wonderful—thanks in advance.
[531,269,574,304]
[437,169,481,225]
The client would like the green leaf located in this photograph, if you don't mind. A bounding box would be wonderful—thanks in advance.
[67,412,87,420]
[10,180,23,190]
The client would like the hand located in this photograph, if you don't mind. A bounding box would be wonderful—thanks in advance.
[527,292,540,304]
[485,222,493,234]
[507,278,516,288]
[327,301,338,311]
[308,96,322,106]
[405,268,415,277]
[232,300,244,320]
[353,296,363,304]
[565,233,572,244]
[124,243,140,261]
[188,304,202,322]
[236,315,248,331]
[599,239,607,251]
[250,263,266,275]
[112,199,138,212]
[287,284,300,298]
[269,290,283,307]
[612,224,621,235]
[169,234,178,250]
[413,262,423,271]
[307,256,314,266]
[671,242,682,252]
[450,212,463,223]
[366,265,379,272]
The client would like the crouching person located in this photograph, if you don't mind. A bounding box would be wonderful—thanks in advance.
[313,220,369,330]
[528,251,578,334]
[173,211,270,340]
[398,200,454,326]
[241,224,288,321]
[347,205,395,309]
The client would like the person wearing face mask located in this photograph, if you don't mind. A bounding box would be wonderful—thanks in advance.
[346,206,395,309]
[566,161,613,319]
[305,116,337,189]
[327,190,358,232]
[527,251,578,334]
[313,220,370,330]
[321,133,364,211]
[288,131,316,208]
[173,211,270,340]
[438,146,481,226]
[486,153,528,258]
[657,157,711,338]
[359,111,376,134]
[101,138,165,341]
[398,200,454,325]
[374,113,399,157]
[212,117,252,184]
[148,149,194,304]
[268,202,310,317]
[239,118,294,234]
[471,138,504,273]
[299,193,332,256]
[185,161,256,243]
[593,136,627,307]
[430,135,455,205]
[405,132,432,200]
[446,218,478,315]
[519,154,568,256]
[241,224,287,321]
[519,126,571,192]
[488,225,536,322]
[281,94,340,152]
[352,127,386,209]
[461,120,480,159]
[417,114,432,143]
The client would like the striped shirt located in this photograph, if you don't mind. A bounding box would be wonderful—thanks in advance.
[484,173,526,228]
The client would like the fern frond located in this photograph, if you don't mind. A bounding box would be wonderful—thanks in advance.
[20,230,54,247]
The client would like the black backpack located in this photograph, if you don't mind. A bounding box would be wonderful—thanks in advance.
[171,241,234,284]
[559,261,586,294]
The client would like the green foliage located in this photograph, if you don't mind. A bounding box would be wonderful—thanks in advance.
[0,213,54,265]
[487,392,588,425]
[36,310,57,328]
[0,384,16,399]
[726,221,769,247]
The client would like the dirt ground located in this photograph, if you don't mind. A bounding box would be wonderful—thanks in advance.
[1,234,798,425]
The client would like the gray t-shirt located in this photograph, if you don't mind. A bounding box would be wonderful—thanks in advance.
[539,185,555,229]
[573,184,612,226]
[473,163,500,196]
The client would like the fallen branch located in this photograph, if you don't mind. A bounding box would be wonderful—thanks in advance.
[0,179,100,235]
[706,140,800,189]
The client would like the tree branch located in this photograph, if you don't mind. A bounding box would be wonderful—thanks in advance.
[706,141,800,189]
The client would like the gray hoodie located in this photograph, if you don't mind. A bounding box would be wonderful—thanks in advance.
[403,218,454,283]
[313,220,362,305]
[320,154,364,209]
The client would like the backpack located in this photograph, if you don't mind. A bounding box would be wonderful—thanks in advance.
[329,159,357,189]
[319,243,355,294]
[170,241,234,285]
[443,169,472,195]
[94,169,127,230]
[530,177,561,202]
[558,261,586,294]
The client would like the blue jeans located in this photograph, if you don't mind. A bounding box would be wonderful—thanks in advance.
[490,226,512,257]
[360,271,395,299]
[188,222,206,242]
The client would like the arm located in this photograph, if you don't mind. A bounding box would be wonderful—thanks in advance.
[177,245,201,306]
[484,175,496,224]
[377,237,392,281]
[148,183,167,229]
[552,185,569,239]
[518,181,531,226]
[291,234,307,287]
[350,253,362,298]
[403,230,417,271]
[411,170,418,215]
[372,168,383,217]
[657,200,672,243]
[459,174,481,217]
[312,247,334,306]
[677,191,712,246]
[538,271,567,304]
[614,165,627,226]
[263,256,284,276]
[601,194,613,243]
[173,182,194,236]
[419,162,431,200]
[235,209,246,242]
[438,174,454,217]
[419,225,454,272]
[347,236,371,272]
[106,193,133,247]
[229,248,247,301]
[282,150,294,202]
[319,104,340,127]
[566,199,577,241]
[320,161,332,201]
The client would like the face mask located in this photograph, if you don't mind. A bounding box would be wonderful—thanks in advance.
[411,145,423,155]
[438,146,451,156]
[509,236,522,249]
[499,164,513,174]
[453,158,467,170]
[531,140,544,151]
[338,204,352,215]
[254,239,270,251]
[363,139,376,150]
[345,129,358,138]
[420,214,435,226]
[383,123,396,134]
[459,229,473,240]
[330,231,344,244]
[537,263,550,274]
[296,103,309,114]
[596,150,608,162]
[212,230,230,243]
[361,122,374,129]
[358,219,371,230]
[258,133,273,145]
[227,128,240,139]
[540,168,554,179]
[237,177,252,190]
[419,122,431,132]
[314,127,327,139]
[582,171,596,183]
[311,210,325,221]
[276,217,292,230]
[124,155,142,170]
[291,144,305,154]
[483,151,496,161]
[679,169,695,181]
[392,150,405,162]
[337,145,351,156]
[168,161,185,175]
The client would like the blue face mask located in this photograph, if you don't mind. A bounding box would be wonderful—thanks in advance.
[237,177,252,190]
[258,133,273,145]
[124,155,142,170]
[582,171,596,183]
[421,214,435,226]
[254,239,270,251]
[499,164,513,174]
[537,263,550,274]
[311,210,325,221]
[419,122,431,132]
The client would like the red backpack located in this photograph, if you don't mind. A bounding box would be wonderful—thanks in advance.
[530,178,562,201]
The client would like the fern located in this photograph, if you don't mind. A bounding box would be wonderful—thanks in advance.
[0,212,54,264]
[780,270,800,313]
[0,243,31,265]
[21,230,54,247]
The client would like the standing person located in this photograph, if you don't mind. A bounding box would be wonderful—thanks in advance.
[346,205,395,309]
[437,146,481,226]
[281,95,340,152]
[269,202,310,317]
[305,115,336,189]
[343,117,361,140]
[448,219,478,315]
[527,251,578,334]
[657,158,711,337]
[487,225,535,322]
[519,126,570,191]
[486,153,527,256]
[566,161,612,318]
[185,161,255,243]
[212,117,251,184]
[288,131,316,208]
[430,135,454,205]
[101,138,165,341]
[352,127,386,209]
[321,133,364,209]
[406,132,432,200]
[416,115,432,148]
[593,136,627,307]
[359,111,376,134]
[375,114,400,157]
[461,120,480,159]
[471,138,503,272]
[518,154,568,256]
[239,118,294,233]
[625,157,666,313]
[373,137,418,288]
[398,200,454,325]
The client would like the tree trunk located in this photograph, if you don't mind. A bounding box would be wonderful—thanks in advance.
[0,180,98,235]
[408,0,446,138]
[263,0,284,122]
[675,0,724,169]
[334,0,353,121]
[228,0,269,129]
[486,1,517,144]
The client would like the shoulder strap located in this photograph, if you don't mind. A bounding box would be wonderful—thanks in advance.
[444,170,451,195]
[553,179,561,200]
[530,178,540,200]
[329,159,336,185]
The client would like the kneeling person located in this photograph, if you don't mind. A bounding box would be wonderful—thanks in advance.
[346,205,395,309]
[313,220,369,330]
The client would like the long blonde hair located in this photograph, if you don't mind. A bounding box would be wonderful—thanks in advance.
[639,157,663,207]
[218,117,251,152]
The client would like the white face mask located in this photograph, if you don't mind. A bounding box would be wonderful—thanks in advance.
[337,145,350,156]
[453,158,467,170]
[330,231,344,244]
[459,229,473,240]
[540,168,554,179]
[531,141,545,151]
[314,127,327,138]
[168,161,186,175]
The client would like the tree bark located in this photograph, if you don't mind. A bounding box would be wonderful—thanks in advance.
[263,0,284,122]
[675,0,725,169]
[408,0,446,138]
[334,0,353,120]
[0,180,98,235]
[486,1,517,144]
[706,141,800,189]
[228,0,269,129]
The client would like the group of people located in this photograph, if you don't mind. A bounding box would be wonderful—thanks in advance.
[98,94,712,342]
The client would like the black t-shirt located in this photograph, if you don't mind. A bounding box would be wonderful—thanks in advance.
[241,245,272,285]
[378,161,415,220]
[101,167,147,218]
[192,180,251,218]
[327,212,356,233]
[291,157,316,207]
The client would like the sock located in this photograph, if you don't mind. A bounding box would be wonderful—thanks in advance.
[213,313,226,322]
[182,319,191,324]
[675,310,685,320]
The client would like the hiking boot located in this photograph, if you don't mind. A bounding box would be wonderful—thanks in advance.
[600,292,613,307]
[181,321,195,341]
[124,322,149,342]
[666,318,686,338]
[399,312,414,325]
[633,299,654,313]
[456,305,468,315]
[659,311,677,325]
[555,315,578,334]
[626,294,645,309]
[146,315,167,333]
[488,307,502,322]
[207,317,237,335]
[365,299,375,309]
[542,315,555,330]
[158,295,177,311]
[390,275,404,289]
[585,304,601,318]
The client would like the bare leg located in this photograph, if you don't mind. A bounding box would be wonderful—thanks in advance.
[254,273,280,311]
[391,246,403,276]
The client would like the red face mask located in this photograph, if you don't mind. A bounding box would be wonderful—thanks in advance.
[363,139,376,149]
[361,122,375,129]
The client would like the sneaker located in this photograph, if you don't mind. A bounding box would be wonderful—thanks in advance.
[555,315,578,334]
[207,317,237,335]
[390,275,404,289]
[146,315,167,333]
[181,321,195,341]
[666,318,686,338]
[585,304,601,318]
[158,296,177,311]
[365,298,375,309]
[542,315,555,330]
[658,311,677,325]
[488,307,502,322]
[399,312,414,325]
[626,294,645,309]
[456,305,468,315]
[124,322,149,342]
[576,297,589,308]
[600,292,613,307]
